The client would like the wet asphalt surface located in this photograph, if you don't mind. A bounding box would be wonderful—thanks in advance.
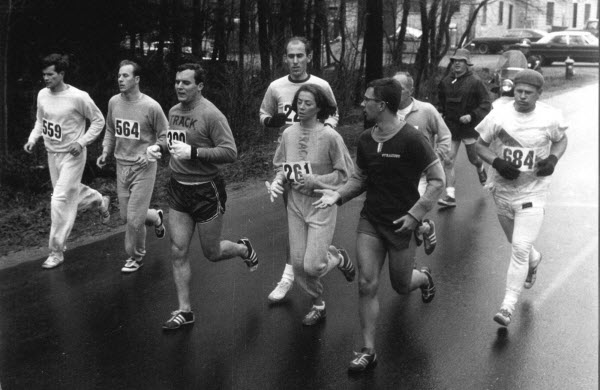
[0,85,597,390]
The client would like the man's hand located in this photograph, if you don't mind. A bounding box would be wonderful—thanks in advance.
[135,154,148,169]
[265,180,284,202]
[459,114,472,124]
[23,141,35,154]
[536,155,558,177]
[96,152,108,168]
[313,189,341,209]
[393,214,419,234]
[492,157,520,180]
[68,142,83,157]
[170,140,192,160]
[146,145,162,161]
[264,113,287,128]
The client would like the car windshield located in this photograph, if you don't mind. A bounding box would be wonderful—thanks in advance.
[537,34,563,44]
[585,34,599,44]
[505,30,522,37]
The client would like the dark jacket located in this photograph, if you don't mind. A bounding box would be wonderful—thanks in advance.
[438,70,491,133]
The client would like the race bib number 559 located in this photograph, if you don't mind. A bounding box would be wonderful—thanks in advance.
[167,129,186,149]
[283,161,312,183]
[42,118,62,141]
[502,146,536,172]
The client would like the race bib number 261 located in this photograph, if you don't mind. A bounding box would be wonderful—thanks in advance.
[502,146,536,172]
[283,161,312,183]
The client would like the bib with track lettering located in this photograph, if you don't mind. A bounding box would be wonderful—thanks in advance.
[167,129,187,149]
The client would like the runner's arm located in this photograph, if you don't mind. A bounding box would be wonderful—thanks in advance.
[408,160,445,221]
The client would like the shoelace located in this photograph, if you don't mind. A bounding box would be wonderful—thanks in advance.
[352,353,370,366]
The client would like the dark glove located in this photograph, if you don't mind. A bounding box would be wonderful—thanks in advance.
[492,158,520,180]
[536,155,558,177]
[264,113,288,128]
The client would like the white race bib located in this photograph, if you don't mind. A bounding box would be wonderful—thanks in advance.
[283,103,299,124]
[167,129,187,149]
[283,161,312,183]
[115,118,140,140]
[502,146,536,172]
[42,118,62,141]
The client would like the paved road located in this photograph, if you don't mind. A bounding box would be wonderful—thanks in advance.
[0,85,597,390]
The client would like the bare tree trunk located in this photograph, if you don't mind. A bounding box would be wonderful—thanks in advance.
[192,0,205,57]
[458,0,488,48]
[312,0,326,73]
[0,0,12,167]
[393,0,411,66]
[257,0,271,80]
[290,0,304,36]
[212,0,226,61]
[414,0,430,94]
[238,0,247,67]
[364,0,383,83]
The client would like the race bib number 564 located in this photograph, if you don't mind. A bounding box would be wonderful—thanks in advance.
[502,146,536,172]
[167,129,186,149]
[115,118,140,140]
[283,161,312,183]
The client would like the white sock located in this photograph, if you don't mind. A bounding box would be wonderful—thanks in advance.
[282,263,294,281]
[446,187,456,198]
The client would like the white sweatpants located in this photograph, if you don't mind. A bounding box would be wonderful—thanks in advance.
[48,149,103,256]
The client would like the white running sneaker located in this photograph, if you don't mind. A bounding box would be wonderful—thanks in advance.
[268,279,293,302]
[121,257,143,273]
[42,254,64,269]
[100,195,110,224]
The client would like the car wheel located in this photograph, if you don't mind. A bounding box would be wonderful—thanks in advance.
[478,44,489,54]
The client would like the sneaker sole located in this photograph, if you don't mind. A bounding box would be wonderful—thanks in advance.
[493,314,510,327]
[437,201,456,207]
[42,260,64,269]
[155,210,166,239]
[121,264,143,273]
[162,321,194,330]
[348,358,378,372]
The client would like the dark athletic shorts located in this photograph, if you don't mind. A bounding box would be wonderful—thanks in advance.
[356,213,412,250]
[167,176,227,223]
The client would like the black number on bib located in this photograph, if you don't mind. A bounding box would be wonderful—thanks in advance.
[284,104,299,123]
[523,150,534,170]
[284,164,293,182]
[167,130,186,148]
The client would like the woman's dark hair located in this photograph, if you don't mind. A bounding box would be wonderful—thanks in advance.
[291,84,337,121]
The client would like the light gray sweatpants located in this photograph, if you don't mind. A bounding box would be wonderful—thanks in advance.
[116,161,159,260]
[287,189,339,299]
[48,149,103,256]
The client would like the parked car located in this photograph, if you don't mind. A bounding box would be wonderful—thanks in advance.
[584,18,599,37]
[529,31,599,65]
[467,29,547,54]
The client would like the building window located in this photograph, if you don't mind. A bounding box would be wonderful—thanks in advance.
[498,1,504,25]
[482,3,487,25]
[508,4,513,28]
[573,3,578,27]
[547,2,554,26]
[585,4,591,22]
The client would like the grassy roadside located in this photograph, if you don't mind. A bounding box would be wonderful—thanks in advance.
[1,65,597,258]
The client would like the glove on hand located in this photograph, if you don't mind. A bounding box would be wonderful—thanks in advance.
[264,113,287,128]
[536,155,558,177]
[492,158,520,180]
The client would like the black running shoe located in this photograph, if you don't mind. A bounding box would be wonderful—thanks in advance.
[155,209,166,239]
[423,219,437,255]
[238,237,258,272]
[162,310,195,330]
[420,267,435,303]
[348,348,378,372]
[478,167,488,186]
[337,248,356,282]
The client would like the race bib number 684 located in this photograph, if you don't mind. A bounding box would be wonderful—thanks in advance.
[502,146,536,172]
[283,161,312,183]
